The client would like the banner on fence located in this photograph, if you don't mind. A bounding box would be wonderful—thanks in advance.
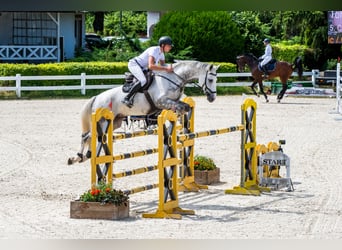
[328,11,342,44]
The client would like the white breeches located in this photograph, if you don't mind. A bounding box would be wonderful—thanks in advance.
[260,56,272,66]
[128,60,147,86]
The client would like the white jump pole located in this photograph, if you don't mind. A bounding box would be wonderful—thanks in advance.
[336,57,341,114]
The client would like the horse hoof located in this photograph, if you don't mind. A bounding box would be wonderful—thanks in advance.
[266,99,269,103]
[67,158,73,165]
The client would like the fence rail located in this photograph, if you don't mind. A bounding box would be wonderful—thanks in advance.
[0,71,316,98]
[0,45,58,61]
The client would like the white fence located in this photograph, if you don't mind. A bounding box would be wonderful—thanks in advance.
[0,71,316,98]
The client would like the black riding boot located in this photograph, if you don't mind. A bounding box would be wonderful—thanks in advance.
[262,65,269,79]
[122,82,141,108]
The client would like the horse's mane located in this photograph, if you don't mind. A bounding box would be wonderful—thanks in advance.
[242,53,258,61]
[172,60,206,70]
[171,60,212,82]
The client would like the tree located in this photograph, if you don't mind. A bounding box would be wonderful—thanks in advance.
[103,11,147,37]
[152,11,244,62]
[231,11,269,56]
[270,11,341,69]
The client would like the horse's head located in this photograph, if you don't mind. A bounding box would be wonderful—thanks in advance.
[236,53,257,72]
[198,63,220,103]
[172,60,219,103]
[236,55,247,72]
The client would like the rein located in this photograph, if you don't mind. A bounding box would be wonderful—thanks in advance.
[154,72,185,88]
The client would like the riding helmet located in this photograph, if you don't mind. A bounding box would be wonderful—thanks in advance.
[263,38,270,43]
[159,36,173,47]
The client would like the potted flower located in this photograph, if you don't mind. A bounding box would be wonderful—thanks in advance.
[194,155,220,185]
[70,182,129,220]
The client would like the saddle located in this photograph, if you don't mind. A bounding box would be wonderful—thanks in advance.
[258,59,277,72]
[122,70,154,93]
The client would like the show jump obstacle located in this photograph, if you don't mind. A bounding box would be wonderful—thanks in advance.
[87,97,275,219]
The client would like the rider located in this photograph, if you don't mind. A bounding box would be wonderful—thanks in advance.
[259,38,272,78]
[122,36,174,108]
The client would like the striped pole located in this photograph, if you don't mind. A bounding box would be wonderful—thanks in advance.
[113,165,158,178]
[177,125,245,141]
[113,148,158,161]
[123,183,159,195]
[113,128,158,140]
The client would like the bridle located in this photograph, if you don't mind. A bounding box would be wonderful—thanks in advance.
[192,70,217,96]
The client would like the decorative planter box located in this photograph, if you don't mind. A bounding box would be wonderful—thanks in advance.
[70,201,129,220]
[194,167,220,185]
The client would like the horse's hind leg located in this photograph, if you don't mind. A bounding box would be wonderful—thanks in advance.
[67,131,91,165]
[277,84,288,103]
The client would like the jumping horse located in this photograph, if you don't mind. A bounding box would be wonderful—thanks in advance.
[68,60,220,165]
[236,53,303,103]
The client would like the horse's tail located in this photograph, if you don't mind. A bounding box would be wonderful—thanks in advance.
[292,56,303,80]
[80,96,96,134]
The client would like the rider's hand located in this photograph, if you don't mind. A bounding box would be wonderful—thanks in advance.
[165,64,173,73]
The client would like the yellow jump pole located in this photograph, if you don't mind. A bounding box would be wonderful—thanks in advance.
[143,109,195,219]
[177,97,208,192]
[90,108,114,188]
[225,98,270,195]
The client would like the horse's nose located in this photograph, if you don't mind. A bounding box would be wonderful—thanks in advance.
[207,93,216,103]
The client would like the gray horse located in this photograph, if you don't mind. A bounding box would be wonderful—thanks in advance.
[68,60,220,165]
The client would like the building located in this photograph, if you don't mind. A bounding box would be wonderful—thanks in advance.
[0,1,162,64]
[0,11,85,63]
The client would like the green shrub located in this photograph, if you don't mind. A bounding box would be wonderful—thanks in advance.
[194,155,216,171]
[79,181,129,206]
[152,11,244,62]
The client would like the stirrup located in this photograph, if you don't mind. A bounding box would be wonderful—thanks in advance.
[122,98,133,108]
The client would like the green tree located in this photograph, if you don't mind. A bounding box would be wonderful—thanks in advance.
[152,11,244,62]
[103,11,147,37]
[231,11,269,57]
[269,11,341,69]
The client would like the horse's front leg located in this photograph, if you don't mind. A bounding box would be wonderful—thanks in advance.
[258,81,269,103]
[67,131,91,165]
[250,82,260,97]
[157,98,190,115]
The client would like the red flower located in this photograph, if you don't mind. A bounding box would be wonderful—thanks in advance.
[105,187,111,193]
[90,189,100,196]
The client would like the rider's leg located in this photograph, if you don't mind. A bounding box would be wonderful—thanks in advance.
[122,81,142,108]
[262,65,269,78]
[123,61,146,108]
[260,58,270,78]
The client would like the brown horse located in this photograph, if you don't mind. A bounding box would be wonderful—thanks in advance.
[236,53,303,103]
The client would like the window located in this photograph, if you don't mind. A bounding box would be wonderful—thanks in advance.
[13,12,57,45]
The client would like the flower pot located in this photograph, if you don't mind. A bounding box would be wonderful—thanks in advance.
[70,201,129,220]
[194,167,220,185]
